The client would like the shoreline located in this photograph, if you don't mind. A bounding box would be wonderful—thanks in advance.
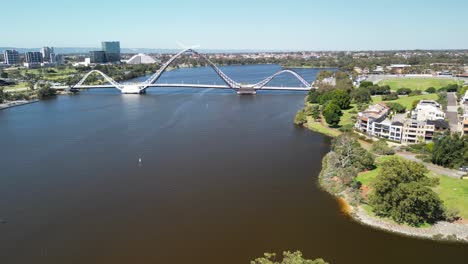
[0,99,39,110]
[301,112,468,243]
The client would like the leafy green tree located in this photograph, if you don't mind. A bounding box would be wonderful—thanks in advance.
[396,88,412,95]
[386,102,406,113]
[351,87,371,104]
[432,133,468,169]
[294,109,307,125]
[0,87,4,103]
[381,93,398,101]
[425,87,436,94]
[369,157,444,226]
[359,81,373,88]
[0,71,8,79]
[251,251,328,264]
[322,102,341,126]
[37,84,56,99]
[371,139,395,155]
[330,89,351,109]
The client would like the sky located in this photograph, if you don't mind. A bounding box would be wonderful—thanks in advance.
[2,0,467,51]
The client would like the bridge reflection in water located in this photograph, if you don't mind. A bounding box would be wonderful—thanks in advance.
[53,48,314,95]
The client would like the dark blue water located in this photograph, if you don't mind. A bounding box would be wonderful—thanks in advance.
[0,65,466,264]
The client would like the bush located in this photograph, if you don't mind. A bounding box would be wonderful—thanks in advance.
[409,89,422,96]
[426,87,437,93]
[294,109,307,125]
[382,93,399,101]
[396,88,412,95]
[371,139,395,155]
[386,102,406,113]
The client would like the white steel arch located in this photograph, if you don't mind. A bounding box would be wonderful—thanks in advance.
[74,70,123,90]
[253,69,311,89]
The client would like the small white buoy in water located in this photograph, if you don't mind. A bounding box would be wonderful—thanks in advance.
[139,158,142,163]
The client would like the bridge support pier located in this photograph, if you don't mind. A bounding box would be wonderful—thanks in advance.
[236,86,256,95]
[121,85,144,94]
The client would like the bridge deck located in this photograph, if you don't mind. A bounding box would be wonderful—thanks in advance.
[52,84,311,91]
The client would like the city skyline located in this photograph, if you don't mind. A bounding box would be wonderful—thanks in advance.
[3,0,467,50]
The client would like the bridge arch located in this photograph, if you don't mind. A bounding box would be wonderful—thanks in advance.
[74,70,123,90]
[253,69,311,89]
[142,48,240,90]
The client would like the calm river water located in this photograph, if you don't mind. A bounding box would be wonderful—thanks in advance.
[0,65,466,263]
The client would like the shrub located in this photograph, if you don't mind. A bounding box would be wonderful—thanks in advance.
[426,87,437,93]
[371,139,395,155]
[294,109,307,125]
[382,93,398,101]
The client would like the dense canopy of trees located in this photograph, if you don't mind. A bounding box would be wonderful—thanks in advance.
[369,157,445,226]
[432,133,468,169]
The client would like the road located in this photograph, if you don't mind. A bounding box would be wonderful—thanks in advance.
[446,92,459,132]
[396,151,465,178]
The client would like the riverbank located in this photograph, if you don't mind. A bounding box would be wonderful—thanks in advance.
[299,110,468,243]
[0,99,39,110]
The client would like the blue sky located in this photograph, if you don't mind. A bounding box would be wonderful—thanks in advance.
[2,0,467,50]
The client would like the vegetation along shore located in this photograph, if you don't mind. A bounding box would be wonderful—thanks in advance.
[295,70,468,243]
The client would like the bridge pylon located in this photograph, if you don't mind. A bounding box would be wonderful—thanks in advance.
[237,85,257,95]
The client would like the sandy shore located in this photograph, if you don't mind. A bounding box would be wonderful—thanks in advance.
[351,206,468,243]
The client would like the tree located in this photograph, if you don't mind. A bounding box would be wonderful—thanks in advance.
[294,109,307,125]
[359,81,373,88]
[322,102,341,126]
[351,87,371,104]
[381,93,398,101]
[330,89,351,109]
[37,84,56,99]
[396,88,412,95]
[425,87,436,94]
[386,102,406,113]
[0,88,4,103]
[251,251,328,264]
[371,139,395,155]
[432,133,468,169]
[0,71,8,79]
[369,157,444,226]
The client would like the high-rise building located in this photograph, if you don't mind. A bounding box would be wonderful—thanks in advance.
[89,50,106,63]
[40,47,55,62]
[101,41,120,62]
[4,50,20,65]
[25,52,43,64]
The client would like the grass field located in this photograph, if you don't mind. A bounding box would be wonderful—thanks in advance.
[433,173,468,219]
[372,94,438,109]
[305,116,341,137]
[2,82,29,90]
[378,78,461,91]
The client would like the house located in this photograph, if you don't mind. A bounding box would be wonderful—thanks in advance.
[355,103,390,134]
[411,100,445,121]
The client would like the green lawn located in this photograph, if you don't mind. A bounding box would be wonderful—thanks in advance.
[378,78,461,91]
[433,173,468,219]
[2,82,29,90]
[356,155,394,186]
[372,94,438,109]
[305,116,341,137]
[339,104,357,127]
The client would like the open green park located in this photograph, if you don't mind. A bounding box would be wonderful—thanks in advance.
[378,78,462,91]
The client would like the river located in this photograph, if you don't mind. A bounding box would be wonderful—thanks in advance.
[0,65,466,263]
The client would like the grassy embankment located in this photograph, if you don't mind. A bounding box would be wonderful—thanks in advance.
[356,156,468,220]
[378,78,463,91]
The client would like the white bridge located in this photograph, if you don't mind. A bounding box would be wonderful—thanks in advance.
[54,48,313,95]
